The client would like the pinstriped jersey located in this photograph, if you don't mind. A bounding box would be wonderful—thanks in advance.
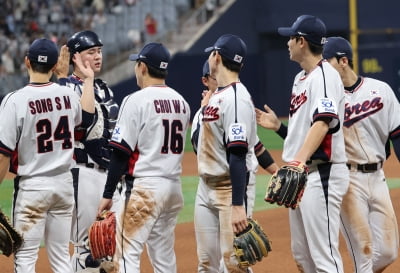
[197,82,257,177]
[283,60,347,163]
[110,85,190,178]
[343,77,400,164]
[0,83,82,177]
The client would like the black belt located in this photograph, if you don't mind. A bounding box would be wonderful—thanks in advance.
[346,162,382,173]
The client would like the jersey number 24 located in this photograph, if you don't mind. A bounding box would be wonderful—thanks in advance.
[36,116,72,153]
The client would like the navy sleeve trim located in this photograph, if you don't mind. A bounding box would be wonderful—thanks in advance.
[109,140,132,156]
[229,152,247,206]
[276,123,287,139]
[0,141,12,157]
[390,125,400,139]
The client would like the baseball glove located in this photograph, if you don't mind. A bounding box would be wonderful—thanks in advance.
[0,209,23,257]
[233,218,272,268]
[88,211,116,260]
[265,161,308,209]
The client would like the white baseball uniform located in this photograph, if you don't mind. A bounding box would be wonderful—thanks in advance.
[191,109,258,218]
[61,75,121,272]
[340,76,400,272]
[284,61,350,273]
[194,82,257,273]
[0,82,82,273]
[109,85,190,273]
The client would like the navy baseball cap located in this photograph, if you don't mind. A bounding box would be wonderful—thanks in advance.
[202,60,210,76]
[129,42,170,70]
[278,15,327,46]
[27,38,58,65]
[323,37,353,60]
[204,34,247,64]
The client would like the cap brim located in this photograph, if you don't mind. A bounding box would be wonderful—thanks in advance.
[129,53,140,61]
[278,27,296,36]
[204,46,216,53]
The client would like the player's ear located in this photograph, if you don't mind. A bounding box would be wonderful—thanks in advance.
[201,76,208,87]
[24,56,31,69]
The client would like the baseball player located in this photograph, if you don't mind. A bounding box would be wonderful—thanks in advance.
[57,30,121,272]
[191,60,279,219]
[0,38,95,273]
[193,34,258,272]
[256,15,350,273]
[97,42,191,273]
[323,36,400,272]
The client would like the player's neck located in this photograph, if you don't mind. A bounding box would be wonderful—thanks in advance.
[300,54,323,74]
[141,77,165,88]
[216,70,239,87]
[342,69,358,88]
[29,71,52,84]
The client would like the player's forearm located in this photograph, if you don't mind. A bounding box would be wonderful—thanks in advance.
[265,163,279,174]
[80,78,95,114]
[0,154,10,184]
[103,149,129,199]
[294,120,329,163]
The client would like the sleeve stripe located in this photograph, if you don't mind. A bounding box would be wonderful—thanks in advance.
[0,145,12,157]
[109,141,131,155]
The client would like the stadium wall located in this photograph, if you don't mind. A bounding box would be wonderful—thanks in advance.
[111,0,400,118]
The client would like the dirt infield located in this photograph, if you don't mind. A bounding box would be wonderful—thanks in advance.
[1,150,399,272]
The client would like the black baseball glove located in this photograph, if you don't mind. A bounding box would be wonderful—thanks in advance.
[0,209,23,257]
[233,218,272,268]
[265,161,308,209]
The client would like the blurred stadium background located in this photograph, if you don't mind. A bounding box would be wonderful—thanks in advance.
[1,0,400,119]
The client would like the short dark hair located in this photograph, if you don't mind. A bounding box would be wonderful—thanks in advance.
[294,35,323,55]
[30,61,55,74]
[220,53,242,73]
[139,61,168,79]
[336,56,354,69]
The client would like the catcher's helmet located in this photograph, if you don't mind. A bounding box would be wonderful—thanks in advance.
[67,30,103,55]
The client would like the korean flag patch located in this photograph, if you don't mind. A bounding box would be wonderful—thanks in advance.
[228,123,246,142]
[111,125,123,142]
[317,98,337,114]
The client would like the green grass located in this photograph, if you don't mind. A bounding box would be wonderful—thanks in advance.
[2,177,400,224]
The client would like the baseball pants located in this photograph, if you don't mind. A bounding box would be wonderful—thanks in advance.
[14,172,74,273]
[194,177,248,273]
[340,169,399,272]
[290,162,349,273]
[70,165,121,272]
[113,176,183,273]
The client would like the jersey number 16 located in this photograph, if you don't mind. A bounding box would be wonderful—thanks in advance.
[161,119,183,154]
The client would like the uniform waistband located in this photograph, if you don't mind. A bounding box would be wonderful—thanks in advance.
[346,161,383,173]
[201,175,230,186]
[306,160,331,174]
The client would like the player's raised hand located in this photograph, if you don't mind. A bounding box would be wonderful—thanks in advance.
[255,104,281,131]
[201,89,213,107]
[54,45,70,79]
[73,53,94,81]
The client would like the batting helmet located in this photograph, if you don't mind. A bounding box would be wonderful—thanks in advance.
[67,30,103,55]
